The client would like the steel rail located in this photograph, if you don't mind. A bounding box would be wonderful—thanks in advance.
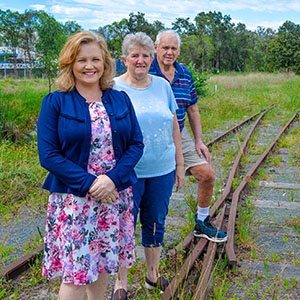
[161,237,208,300]
[167,107,272,259]
[161,108,270,300]
[193,206,226,300]
[0,244,44,280]
[188,108,270,300]
[226,111,300,267]
[206,104,274,148]
[209,108,270,217]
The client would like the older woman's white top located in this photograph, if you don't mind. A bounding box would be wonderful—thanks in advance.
[114,75,178,178]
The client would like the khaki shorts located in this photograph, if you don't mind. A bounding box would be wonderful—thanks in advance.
[181,127,208,176]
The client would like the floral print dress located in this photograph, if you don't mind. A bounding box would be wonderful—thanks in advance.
[42,102,135,285]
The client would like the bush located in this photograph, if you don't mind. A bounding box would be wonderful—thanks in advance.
[0,79,48,142]
[186,62,209,97]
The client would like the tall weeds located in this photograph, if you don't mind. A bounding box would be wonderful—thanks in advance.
[0,79,48,142]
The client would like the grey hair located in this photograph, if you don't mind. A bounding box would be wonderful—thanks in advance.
[155,30,181,47]
[122,32,155,58]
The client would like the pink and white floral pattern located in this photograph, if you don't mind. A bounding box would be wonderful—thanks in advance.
[42,102,135,285]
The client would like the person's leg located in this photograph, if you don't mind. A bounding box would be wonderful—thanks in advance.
[59,283,86,300]
[139,171,175,286]
[132,178,146,228]
[181,128,226,242]
[181,127,214,218]
[144,246,162,283]
[113,267,128,292]
[188,163,227,242]
[144,246,169,291]
[189,163,215,213]
[86,273,110,300]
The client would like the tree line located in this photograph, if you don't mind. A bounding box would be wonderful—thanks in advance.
[0,9,299,90]
[99,11,300,74]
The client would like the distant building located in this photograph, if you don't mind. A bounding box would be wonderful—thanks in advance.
[0,39,36,61]
[0,43,38,73]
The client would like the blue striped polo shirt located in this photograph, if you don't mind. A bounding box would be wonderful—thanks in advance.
[149,56,198,131]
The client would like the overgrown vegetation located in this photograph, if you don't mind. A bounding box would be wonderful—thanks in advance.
[0,78,48,142]
[0,80,48,220]
[0,73,299,299]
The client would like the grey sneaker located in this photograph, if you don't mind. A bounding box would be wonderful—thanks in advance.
[194,215,227,243]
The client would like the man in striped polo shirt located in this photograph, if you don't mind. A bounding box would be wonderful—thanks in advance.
[149,30,227,243]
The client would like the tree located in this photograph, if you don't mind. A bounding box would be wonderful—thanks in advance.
[98,18,130,58]
[231,23,253,71]
[64,20,82,36]
[35,11,67,91]
[172,17,196,35]
[19,10,40,77]
[179,34,213,72]
[194,11,234,71]
[266,21,300,73]
[0,9,22,76]
[249,27,276,71]
[98,12,165,59]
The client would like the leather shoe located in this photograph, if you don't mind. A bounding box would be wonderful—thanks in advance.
[111,288,127,300]
[145,276,169,292]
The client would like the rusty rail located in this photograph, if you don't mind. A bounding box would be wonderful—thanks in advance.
[0,105,279,287]
[226,111,300,266]
[162,108,271,300]
[193,206,226,300]
[209,109,268,217]
[190,107,271,299]
[0,244,44,280]
[167,107,272,258]
[206,104,274,148]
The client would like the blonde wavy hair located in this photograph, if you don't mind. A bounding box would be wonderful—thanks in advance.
[56,31,115,92]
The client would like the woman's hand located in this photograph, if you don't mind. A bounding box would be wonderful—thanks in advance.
[89,175,116,201]
[100,190,118,204]
[172,113,185,192]
[175,164,185,192]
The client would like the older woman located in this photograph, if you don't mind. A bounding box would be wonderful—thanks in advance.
[112,32,184,299]
[37,31,143,300]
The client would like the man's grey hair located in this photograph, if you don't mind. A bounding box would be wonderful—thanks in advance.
[155,30,181,47]
[122,32,155,58]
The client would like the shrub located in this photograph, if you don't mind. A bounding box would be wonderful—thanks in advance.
[186,62,208,97]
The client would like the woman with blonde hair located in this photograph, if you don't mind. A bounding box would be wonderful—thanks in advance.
[37,30,143,300]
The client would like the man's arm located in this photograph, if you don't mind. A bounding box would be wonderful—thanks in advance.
[186,104,211,163]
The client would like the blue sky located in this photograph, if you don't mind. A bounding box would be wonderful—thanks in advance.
[3,0,300,31]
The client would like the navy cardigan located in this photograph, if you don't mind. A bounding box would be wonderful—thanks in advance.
[37,88,144,197]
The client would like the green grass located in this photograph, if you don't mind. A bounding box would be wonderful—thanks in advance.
[1,73,300,299]
[199,73,300,136]
[0,79,49,221]
[0,140,48,221]
[0,79,48,142]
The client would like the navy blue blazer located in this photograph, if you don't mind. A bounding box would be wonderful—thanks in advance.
[37,88,144,197]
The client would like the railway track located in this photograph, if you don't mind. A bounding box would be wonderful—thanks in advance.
[161,106,300,300]
[1,105,299,300]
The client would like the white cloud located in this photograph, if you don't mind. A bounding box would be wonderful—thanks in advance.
[7,0,298,30]
[50,5,92,16]
[70,0,105,4]
[30,4,46,10]
[210,0,300,12]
